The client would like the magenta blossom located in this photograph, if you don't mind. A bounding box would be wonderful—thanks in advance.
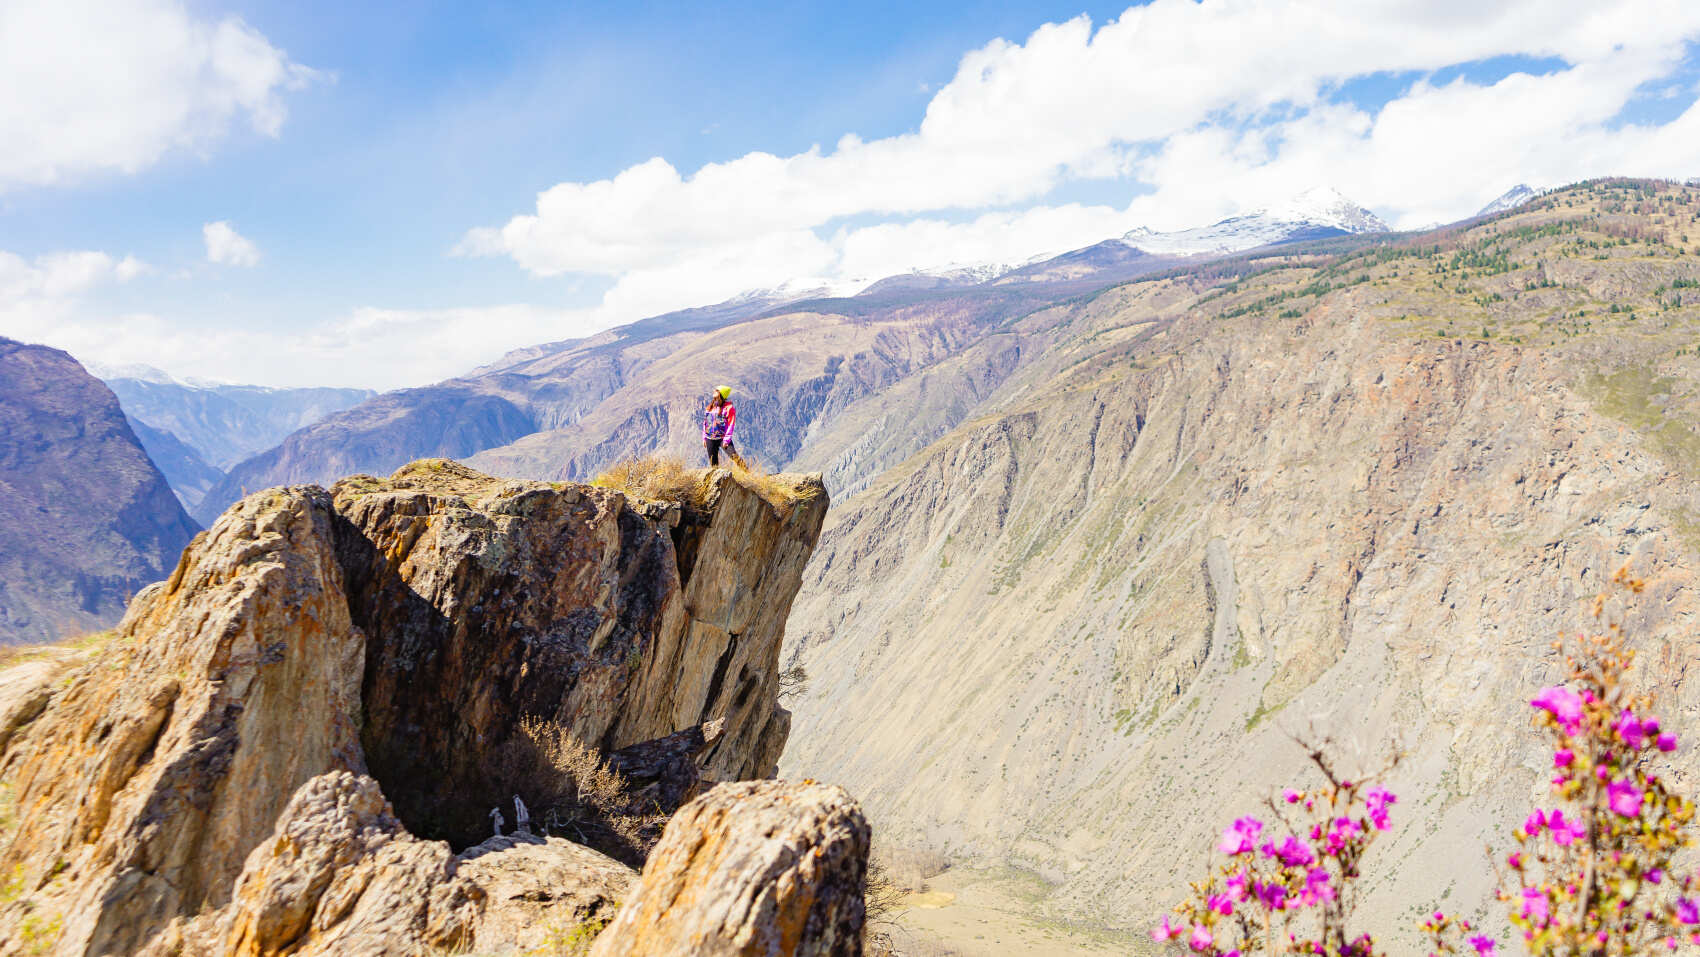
[1522,888,1552,927]
[1218,816,1263,855]
[1299,866,1335,907]
[1153,916,1182,941]
[1284,788,1303,804]
[1207,892,1234,916]
[1608,777,1645,818]
[1532,686,1584,733]
[1523,809,1546,836]
[1255,880,1287,911]
[1326,817,1362,853]
[1266,835,1316,868]
[1547,809,1588,846]
[1659,732,1679,753]
[1553,748,1574,768]
[1190,924,1214,952]
[1365,786,1396,830]
[1224,869,1249,902]
[1469,934,1497,956]
[1617,710,1650,749]
[1679,899,1700,926]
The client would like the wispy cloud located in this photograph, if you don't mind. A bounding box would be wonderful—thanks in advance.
[203,221,261,267]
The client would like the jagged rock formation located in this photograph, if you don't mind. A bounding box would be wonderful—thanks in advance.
[0,338,199,644]
[782,180,1700,946]
[0,460,840,956]
[589,780,868,957]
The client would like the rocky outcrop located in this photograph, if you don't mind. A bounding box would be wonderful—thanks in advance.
[0,459,839,956]
[0,338,199,643]
[589,780,869,957]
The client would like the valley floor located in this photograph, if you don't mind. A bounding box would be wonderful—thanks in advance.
[887,867,1138,956]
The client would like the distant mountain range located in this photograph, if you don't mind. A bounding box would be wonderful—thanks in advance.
[180,186,1393,524]
[87,364,373,509]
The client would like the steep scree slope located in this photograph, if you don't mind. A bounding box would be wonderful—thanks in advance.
[0,459,833,955]
[782,180,1700,944]
[0,339,199,644]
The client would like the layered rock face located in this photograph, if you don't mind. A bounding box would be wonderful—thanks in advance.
[0,338,199,644]
[0,460,842,956]
[782,181,1700,943]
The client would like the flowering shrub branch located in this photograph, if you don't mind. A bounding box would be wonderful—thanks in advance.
[1428,570,1699,956]
[1158,568,1700,957]
[1153,742,1399,957]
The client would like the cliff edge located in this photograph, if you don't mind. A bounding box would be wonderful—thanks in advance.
[0,460,847,956]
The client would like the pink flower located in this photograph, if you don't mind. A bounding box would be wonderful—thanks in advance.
[1553,749,1574,768]
[1649,869,1665,885]
[1659,733,1679,753]
[1326,817,1362,853]
[1617,710,1649,749]
[1532,686,1584,733]
[1267,835,1315,868]
[1521,888,1551,927]
[1153,916,1182,941]
[1299,867,1335,907]
[1190,924,1214,952]
[1469,935,1496,956]
[1207,893,1234,916]
[1678,899,1700,926]
[1523,810,1546,836]
[1284,788,1303,804]
[1608,778,1644,818]
[1365,786,1396,830]
[1255,880,1287,911]
[1225,869,1249,901]
[1508,852,1524,869]
[1547,809,1587,846]
[1218,817,1263,855]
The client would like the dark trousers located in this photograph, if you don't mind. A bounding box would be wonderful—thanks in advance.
[705,437,723,466]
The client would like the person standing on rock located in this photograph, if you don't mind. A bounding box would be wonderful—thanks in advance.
[702,385,743,468]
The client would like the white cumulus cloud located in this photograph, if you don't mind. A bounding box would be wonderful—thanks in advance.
[203,221,261,267]
[0,0,320,190]
[458,0,1700,331]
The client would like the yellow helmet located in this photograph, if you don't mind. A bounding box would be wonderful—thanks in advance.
[716,385,732,399]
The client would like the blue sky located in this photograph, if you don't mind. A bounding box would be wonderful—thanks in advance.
[3,0,1698,388]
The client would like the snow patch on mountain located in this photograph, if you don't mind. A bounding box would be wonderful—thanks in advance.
[1476,184,1544,218]
[1120,187,1388,256]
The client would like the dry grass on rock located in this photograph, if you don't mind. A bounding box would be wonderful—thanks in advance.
[593,452,821,515]
[591,455,708,507]
[481,718,666,867]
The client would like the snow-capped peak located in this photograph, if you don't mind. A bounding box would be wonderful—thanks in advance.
[1120,187,1387,257]
[1257,186,1389,234]
[83,360,180,385]
[1475,184,1544,218]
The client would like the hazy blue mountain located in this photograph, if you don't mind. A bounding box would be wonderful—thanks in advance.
[0,340,198,644]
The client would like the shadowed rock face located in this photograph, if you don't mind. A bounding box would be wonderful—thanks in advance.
[0,460,837,956]
[0,338,199,644]
[333,461,828,849]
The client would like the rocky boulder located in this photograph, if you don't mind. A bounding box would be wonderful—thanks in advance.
[589,780,869,957]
